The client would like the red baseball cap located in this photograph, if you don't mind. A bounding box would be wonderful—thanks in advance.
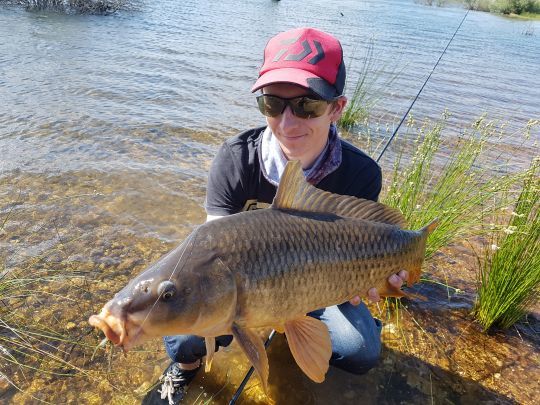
[252,27,346,100]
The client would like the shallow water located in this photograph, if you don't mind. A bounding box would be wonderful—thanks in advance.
[0,0,539,403]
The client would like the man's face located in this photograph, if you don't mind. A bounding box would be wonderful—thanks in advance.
[262,83,347,168]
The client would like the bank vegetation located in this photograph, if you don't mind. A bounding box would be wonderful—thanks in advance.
[463,0,540,15]
[0,0,132,14]
[421,0,540,18]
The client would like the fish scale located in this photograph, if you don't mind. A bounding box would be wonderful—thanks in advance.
[196,208,426,328]
[89,160,437,392]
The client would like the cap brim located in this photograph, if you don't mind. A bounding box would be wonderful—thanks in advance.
[251,68,336,99]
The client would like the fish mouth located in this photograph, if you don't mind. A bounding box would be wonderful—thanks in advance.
[89,307,148,351]
[89,306,127,347]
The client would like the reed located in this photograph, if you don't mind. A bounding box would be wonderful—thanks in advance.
[338,40,402,130]
[381,115,518,257]
[472,157,540,330]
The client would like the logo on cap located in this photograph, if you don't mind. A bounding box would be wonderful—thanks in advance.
[272,36,325,65]
[252,27,346,99]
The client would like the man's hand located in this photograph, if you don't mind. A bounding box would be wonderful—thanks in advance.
[349,270,409,305]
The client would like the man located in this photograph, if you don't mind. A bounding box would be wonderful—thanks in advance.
[153,27,407,404]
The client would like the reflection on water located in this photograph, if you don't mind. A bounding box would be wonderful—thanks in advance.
[1,0,539,403]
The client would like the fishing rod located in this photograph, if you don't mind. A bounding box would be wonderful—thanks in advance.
[229,9,470,404]
[376,9,470,163]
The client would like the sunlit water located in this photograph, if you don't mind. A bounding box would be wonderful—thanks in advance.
[0,0,539,403]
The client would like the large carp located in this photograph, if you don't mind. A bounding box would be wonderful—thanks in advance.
[89,160,437,392]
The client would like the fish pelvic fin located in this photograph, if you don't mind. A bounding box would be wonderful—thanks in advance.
[204,337,215,372]
[283,316,332,383]
[231,323,270,395]
[272,161,407,227]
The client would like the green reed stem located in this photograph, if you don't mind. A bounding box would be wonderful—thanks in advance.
[339,39,402,130]
[473,157,540,330]
[382,114,520,257]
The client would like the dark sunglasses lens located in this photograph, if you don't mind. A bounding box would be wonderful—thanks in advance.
[257,95,285,117]
[290,97,329,118]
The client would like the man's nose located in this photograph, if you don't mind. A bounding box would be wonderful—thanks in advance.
[279,105,300,130]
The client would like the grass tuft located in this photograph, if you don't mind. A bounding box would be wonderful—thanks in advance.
[472,157,540,330]
[382,114,519,257]
[0,202,99,399]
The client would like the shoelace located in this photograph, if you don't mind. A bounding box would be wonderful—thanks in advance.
[158,374,177,405]
[157,365,197,405]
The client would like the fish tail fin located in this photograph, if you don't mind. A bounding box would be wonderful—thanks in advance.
[399,255,430,300]
[408,218,438,285]
[404,218,439,292]
[377,283,427,301]
[406,263,424,290]
[422,218,439,236]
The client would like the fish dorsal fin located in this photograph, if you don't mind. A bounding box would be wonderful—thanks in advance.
[283,316,332,383]
[272,160,407,227]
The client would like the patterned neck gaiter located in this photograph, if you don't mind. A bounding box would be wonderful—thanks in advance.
[259,123,342,186]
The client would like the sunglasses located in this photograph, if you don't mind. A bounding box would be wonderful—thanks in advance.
[256,94,333,119]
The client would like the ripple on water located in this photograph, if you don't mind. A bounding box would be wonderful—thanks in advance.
[1,1,539,403]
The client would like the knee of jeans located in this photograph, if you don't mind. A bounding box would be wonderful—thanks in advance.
[333,340,382,375]
[352,348,381,374]
[163,335,203,364]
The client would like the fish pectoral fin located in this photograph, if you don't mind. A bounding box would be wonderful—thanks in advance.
[231,323,270,395]
[204,337,215,372]
[284,316,332,383]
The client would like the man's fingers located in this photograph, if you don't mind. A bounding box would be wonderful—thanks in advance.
[349,296,361,306]
[398,270,408,282]
[364,271,409,304]
[388,274,402,288]
[367,287,380,303]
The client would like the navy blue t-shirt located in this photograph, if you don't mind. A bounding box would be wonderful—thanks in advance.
[205,126,382,216]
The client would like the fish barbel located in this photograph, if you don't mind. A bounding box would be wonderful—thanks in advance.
[89,160,437,393]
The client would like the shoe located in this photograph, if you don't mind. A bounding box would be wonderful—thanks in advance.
[151,361,201,405]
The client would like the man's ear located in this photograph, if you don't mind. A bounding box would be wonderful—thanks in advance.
[329,96,348,121]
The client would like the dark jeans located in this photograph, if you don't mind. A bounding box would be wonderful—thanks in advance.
[163,301,382,375]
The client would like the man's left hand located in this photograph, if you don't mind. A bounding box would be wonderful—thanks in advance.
[349,270,409,305]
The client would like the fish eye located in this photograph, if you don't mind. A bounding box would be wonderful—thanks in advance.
[157,281,176,302]
[162,290,174,300]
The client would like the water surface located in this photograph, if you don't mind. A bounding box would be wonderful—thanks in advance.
[0,0,539,403]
